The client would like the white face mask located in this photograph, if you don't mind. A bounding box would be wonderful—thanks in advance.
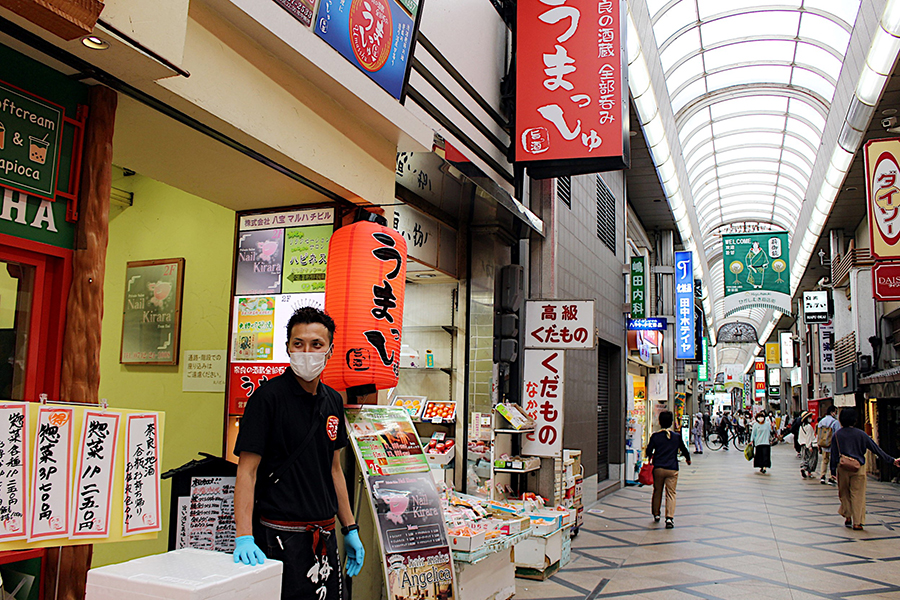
[289,348,331,382]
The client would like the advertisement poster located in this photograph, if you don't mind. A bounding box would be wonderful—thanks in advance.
[522,349,565,457]
[120,258,184,365]
[28,407,73,541]
[236,229,284,295]
[314,0,419,100]
[234,297,276,361]
[370,473,447,553]
[71,411,120,539]
[282,225,332,294]
[345,407,429,476]
[722,231,791,316]
[865,137,900,259]
[385,547,454,600]
[228,363,288,414]
[123,414,161,536]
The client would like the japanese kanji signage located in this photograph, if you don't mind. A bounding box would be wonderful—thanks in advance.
[780,331,794,369]
[525,300,594,349]
[522,349,565,457]
[697,337,709,382]
[722,232,791,316]
[390,204,439,268]
[819,322,835,373]
[873,261,900,300]
[0,80,63,200]
[516,0,628,178]
[674,251,695,360]
[314,0,422,100]
[630,256,647,318]
[627,317,666,330]
[0,402,164,552]
[864,137,900,259]
[802,290,830,323]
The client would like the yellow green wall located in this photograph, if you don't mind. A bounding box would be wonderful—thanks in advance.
[93,169,234,566]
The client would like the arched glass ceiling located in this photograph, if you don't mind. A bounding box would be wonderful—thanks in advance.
[645,0,861,354]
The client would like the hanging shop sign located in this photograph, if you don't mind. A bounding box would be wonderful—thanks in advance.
[630,256,647,318]
[389,204,440,268]
[743,375,752,405]
[765,342,780,365]
[525,299,595,349]
[674,251,695,359]
[627,317,666,330]
[802,290,830,323]
[865,137,900,259]
[515,0,628,178]
[697,337,709,382]
[755,360,765,398]
[873,261,900,300]
[322,219,408,392]
[0,80,62,200]
[120,258,185,366]
[273,0,317,27]
[780,331,794,368]
[522,349,564,457]
[228,208,334,415]
[0,402,163,551]
[819,322,835,373]
[314,0,423,101]
[0,186,74,250]
[344,406,456,600]
[722,231,791,316]
[648,372,667,402]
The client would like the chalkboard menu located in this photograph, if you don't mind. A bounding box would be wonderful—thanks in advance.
[120,258,185,365]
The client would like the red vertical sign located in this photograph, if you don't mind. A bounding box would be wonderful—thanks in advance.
[516,0,625,169]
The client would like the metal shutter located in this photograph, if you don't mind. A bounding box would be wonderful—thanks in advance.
[597,346,610,481]
[596,175,616,251]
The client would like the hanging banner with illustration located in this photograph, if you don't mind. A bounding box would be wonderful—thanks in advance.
[722,232,791,316]
[0,402,163,551]
[345,406,456,600]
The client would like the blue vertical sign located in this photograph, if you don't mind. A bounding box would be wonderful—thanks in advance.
[674,251,695,360]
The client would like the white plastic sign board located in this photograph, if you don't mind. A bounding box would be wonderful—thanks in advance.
[522,349,565,457]
[29,407,73,541]
[525,300,594,349]
[71,411,120,539]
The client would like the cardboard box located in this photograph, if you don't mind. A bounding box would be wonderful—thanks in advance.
[495,514,530,535]
[86,549,282,600]
[514,528,563,570]
[529,511,562,535]
[496,403,534,430]
[449,530,486,552]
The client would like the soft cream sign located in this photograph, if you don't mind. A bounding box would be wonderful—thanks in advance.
[0,81,62,200]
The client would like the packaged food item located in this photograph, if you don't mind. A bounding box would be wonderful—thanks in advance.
[390,396,426,418]
[421,400,456,422]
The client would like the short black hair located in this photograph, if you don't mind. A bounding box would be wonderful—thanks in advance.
[659,410,674,429]
[826,405,837,415]
[286,306,336,344]
[839,407,857,428]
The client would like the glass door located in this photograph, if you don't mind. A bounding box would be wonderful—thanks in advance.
[0,260,35,399]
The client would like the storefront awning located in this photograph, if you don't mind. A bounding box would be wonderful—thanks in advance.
[860,366,900,385]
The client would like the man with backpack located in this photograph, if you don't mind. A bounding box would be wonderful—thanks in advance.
[817,404,841,485]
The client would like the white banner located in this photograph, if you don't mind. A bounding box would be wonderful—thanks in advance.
[648,373,668,402]
[123,414,161,536]
[525,300,595,349]
[522,349,565,457]
[0,405,27,541]
[71,411,120,539]
[29,407,73,541]
[819,323,835,373]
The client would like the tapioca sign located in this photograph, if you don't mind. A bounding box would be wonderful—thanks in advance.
[0,80,62,201]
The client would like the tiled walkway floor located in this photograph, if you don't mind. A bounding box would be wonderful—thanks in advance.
[514,442,900,600]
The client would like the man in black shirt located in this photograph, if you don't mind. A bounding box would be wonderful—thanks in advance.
[233,307,364,600]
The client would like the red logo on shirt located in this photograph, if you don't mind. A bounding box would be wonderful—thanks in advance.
[326,415,340,441]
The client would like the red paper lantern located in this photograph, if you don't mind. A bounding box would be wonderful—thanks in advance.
[322,218,407,392]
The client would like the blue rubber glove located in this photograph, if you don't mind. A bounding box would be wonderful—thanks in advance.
[344,529,365,577]
[234,535,266,566]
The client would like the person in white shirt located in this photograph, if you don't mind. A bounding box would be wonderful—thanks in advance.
[797,411,818,478]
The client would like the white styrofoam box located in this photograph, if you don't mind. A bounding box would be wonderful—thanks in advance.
[86,548,282,600]
[514,528,563,570]
[449,530,486,552]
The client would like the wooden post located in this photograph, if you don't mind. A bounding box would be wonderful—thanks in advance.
[49,84,117,600]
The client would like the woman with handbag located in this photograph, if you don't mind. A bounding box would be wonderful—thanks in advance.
[645,411,691,529]
[830,408,900,530]
[750,412,772,473]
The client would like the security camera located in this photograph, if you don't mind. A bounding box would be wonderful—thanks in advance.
[884,116,898,129]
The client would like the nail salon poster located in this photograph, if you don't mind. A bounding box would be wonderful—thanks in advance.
[314,0,421,100]
[345,405,456,599]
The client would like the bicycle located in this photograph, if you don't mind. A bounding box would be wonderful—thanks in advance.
[706,428,746,451]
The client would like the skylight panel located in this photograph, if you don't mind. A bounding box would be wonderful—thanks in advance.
[716,161,780,178]
[703,40,795,72]
[652,0,697,48]
[794,42,843,82]
[679,108,712,142]
[803,0,860,26]
[711,95,787,119]
[681,124,714,156]
[716,146,783,163]
[791,68,837,103]
[786,97,828,129]
[799,12,851,55]
[671,80,708,115]
[785,118,822,147]
[778,148,814,171]
[701,11,800,47]
[687,152,716,179]
[660,28,702,73]
[714,131,784,151]
[712,114,786,136]
[707,65,792,92]
[782,133,817,157]
[665,55,705,96]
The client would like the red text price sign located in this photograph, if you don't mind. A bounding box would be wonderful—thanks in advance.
[522,349,565,457]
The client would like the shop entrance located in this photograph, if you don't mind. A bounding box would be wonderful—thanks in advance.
[0,258,34,399]
[597,346,611,481]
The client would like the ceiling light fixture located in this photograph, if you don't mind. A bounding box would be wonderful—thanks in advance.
[82,36,109,50]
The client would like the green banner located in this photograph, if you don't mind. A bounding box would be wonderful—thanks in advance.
[0,81,62,200]
[0,188,74,249]
[722,232,791,316]
[698,337,709,382]
[281,224,331,293]
[630,255,647,318]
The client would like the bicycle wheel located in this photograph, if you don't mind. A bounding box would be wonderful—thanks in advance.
[733,433,745,451]
[706,432,723,451]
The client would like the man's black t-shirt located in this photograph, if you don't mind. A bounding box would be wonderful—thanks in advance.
[234,370,348,522]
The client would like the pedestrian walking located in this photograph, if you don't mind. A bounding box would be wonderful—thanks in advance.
[646,410,691,529]
[790,412,802,457]
[750,412,772,473]
[717,411,732,450]
[691,413,703,454]
[830,408,900,530]
[817,405,840,485]
[702,411,712,440]
[798,411,818,478]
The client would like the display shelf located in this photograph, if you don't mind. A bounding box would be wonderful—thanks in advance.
[416,418,456,424]
[495,428,535,434]
[404,325,459,334]
[494,465,540,474]
[451,528,532,564]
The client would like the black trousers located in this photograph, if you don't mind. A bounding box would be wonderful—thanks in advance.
[264,525,343,600]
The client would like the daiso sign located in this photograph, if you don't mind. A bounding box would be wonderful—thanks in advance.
[873,261,900,301]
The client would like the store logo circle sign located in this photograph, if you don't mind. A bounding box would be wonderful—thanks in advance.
[872,151,900,245]
[349,0,393,72]
[873,262,900,301]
